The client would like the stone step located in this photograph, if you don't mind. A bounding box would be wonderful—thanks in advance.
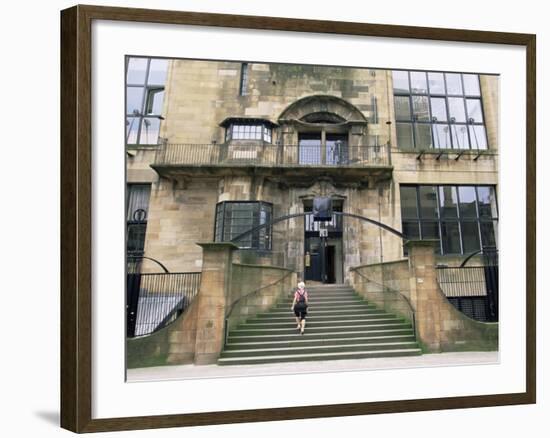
[227,328,416,344]
[239,317,404,329]
[274,300,370,309]
[220,341,419,358]
[249,312,394,322]
[256,308,386,318]
[218,348,423,365]
[229,322,413,336]
[224,334,417,350]
[286,295,360,301]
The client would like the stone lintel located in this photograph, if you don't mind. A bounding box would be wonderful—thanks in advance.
[404,239,440,249]
[196,242,239,251]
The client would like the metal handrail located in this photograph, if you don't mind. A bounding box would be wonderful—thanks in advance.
[224,269,295,344]
[350,268,416,335]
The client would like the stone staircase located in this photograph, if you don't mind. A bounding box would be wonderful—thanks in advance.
[218,284,421,365]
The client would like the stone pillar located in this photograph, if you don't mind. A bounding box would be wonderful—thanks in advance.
[405,240,441,352]
[194,242,238,365]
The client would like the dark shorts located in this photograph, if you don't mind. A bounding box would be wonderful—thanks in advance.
[294,303,307,320]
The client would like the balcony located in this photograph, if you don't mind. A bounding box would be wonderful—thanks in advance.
[151,143,393,184]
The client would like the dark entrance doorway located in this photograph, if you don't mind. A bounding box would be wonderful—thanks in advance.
[304,202,343,284]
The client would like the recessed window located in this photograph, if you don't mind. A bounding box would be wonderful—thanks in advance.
[126,57,168,146]
[400,185,498,255]
[239,63,249,96]
[126,184,151,256]
[214,202,272,250]
[393,71,488,150]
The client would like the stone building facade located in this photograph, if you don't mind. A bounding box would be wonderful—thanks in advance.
[126,58,499,284]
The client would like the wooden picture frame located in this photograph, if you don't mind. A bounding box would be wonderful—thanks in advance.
[60,4,536,433]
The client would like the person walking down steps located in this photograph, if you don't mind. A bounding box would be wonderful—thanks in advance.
[291,281,309,335]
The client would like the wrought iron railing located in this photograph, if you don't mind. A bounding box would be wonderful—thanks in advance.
[154,143,390,167]
[126,272,202,338]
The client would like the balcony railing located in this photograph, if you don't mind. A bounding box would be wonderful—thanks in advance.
[154,143,391,167]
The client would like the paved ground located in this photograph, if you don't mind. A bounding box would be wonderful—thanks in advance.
[126,351,499,382]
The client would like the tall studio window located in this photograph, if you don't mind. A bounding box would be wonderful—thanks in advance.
[126,57,168,146]
[214,202,272,250]
[225,122,272,143]
[392,71,488,150]
[400,185,498,255]
[239,63,249,96]
[126,184,151,255]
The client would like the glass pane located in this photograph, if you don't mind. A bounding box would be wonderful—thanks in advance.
[126,87,144,115]
[394,96,411,120]
[139,117,161,145]
[466,99,484,123]
[440,221,461,254]
[147,59,168,85]
[126,58,148,84]
[421,221,440,239]
[233,125,242,139]
[396,123,414,149]
[127,223,147,254]
[418,186,438,218]
[448,97,467,123]
[392,71,409,93]
[439,186,459,218]
[414,124,432,149]
[412,96,430,121]
[428,72,445,94]
[451,124,470,149]
[469,125,488,150]
[126,117,140,144]
[432,124,451,148]
[461,221,481,253]
[445,73,463,95]
[299,136,322,164]
[477,187,498,218]
[463,74,481,96]
[326,136,348,165]
[145,89,164,115]
[430,97,447,122]
[402,221,420,239]
[458,186,477,218]
[480,221,497,247]
[400,186,418,219]
[410,71,428,94]
[127,184,151,221]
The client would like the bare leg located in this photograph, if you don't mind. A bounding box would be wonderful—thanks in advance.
[300,318,306,334]
[295,316,301,329]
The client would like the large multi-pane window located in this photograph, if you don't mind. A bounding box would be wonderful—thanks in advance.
[214,202,272,250]
[392,71,488,150]
[126,57,168,146]
[126,184,151,255]
[400,185,498,255]
[225,123,272,142]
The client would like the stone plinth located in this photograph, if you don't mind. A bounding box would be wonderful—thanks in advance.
[193,242,238,365]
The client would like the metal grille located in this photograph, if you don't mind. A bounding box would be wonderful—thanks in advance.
[447,297,489,322]
[437,266,487,297]
[126,272,201,338]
